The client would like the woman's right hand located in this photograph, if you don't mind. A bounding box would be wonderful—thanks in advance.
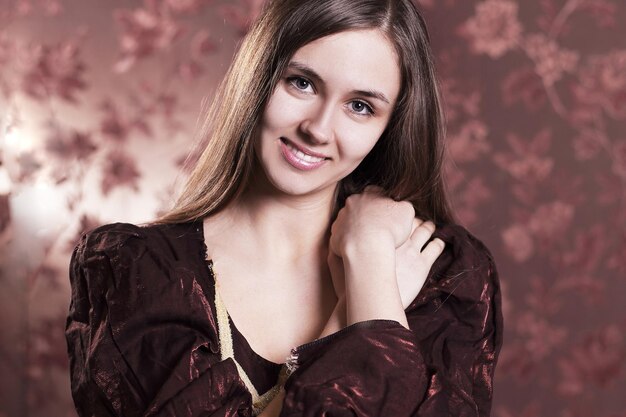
[327,187,417,327]
[329,186,415,259]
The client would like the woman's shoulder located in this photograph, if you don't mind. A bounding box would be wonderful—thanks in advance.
[433,222,495,267]
[71,221,207,291]
[408,222,502,355]
[76,220,204,260]
[70,220,210,305]
[425,222,499,302]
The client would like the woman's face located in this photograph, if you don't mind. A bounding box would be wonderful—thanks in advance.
[254,29,401,199]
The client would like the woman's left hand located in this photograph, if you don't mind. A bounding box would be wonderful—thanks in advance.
[396,218,445,309]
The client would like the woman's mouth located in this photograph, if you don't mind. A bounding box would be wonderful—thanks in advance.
[279,138,329,171]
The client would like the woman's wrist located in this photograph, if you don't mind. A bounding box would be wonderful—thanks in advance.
[343,247,408,328]
[319,296,346,338]
[341,232,396,264]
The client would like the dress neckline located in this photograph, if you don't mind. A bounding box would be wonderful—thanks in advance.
[196,222,284,368]
[206,258,284,368]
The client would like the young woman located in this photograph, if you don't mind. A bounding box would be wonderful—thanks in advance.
[65,0,503,416]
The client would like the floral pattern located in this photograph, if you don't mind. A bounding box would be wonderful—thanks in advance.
[0,0,625,416]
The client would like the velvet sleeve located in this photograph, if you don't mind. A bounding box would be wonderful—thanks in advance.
[65,223,255,417]
[279,224,503,417]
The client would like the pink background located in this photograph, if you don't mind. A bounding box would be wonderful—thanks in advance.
[1,0,625,416]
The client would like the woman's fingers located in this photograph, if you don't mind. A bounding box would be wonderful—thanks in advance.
[410,217,424,234]
[363,185,384,194]
[332,192,416,255]
[395,220,445,309]
[409,220,445,262]
[408,220,436,250]
[421,238,445,263]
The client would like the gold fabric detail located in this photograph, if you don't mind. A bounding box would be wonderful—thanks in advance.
[213,276,283,415]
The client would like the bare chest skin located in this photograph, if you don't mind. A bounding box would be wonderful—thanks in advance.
[203,219,337,364]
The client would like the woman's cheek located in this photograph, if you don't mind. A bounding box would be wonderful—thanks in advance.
[262,88,302,129]
[339,123,384,160]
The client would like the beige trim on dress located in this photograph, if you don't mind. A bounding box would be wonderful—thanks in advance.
[213,279,282,415]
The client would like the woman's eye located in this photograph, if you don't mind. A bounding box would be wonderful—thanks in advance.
[349,100,374,116]
[288,76,314,92]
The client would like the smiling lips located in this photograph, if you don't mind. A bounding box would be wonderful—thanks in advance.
[279,137,329,171]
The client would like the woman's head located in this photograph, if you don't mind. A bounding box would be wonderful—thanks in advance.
[160,0,453,224]
[255,28,402,201]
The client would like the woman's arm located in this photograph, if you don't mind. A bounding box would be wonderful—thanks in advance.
[66,224,255,417]
[276,200,501,416]
[329,187,444,328]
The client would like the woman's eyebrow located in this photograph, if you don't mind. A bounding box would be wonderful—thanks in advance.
[287,61,391,104]
[288,61,323,84]
[353,89,390,104]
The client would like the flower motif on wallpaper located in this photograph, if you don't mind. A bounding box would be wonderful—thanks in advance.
[114,0,184,72]
[15,152,42,182]
[579,0,620,28]
[461,0,624,185]
[190,29,216,59]
[457,4,626,411]
[451,176,492,226]
[522,33,578,86]
[501,224,534,263]
[444,120,493,226]
[447,120,491,164]
[439,77,481,124]
[561,225,606,278]
[4,0,63,18]
[576,50,626,120]
[493,129,554,186]
[98,89,182,142]
[99,102,132,142]
[21,40,86,102]
[100,150,141,196]
[437,66,498,227]
[460,1,580,87]
[459,0,523,59]
[558,325,625,395]
[501,67,546,110]
[501,201,576,264]
[174,28,217,80]
[573,131,605,161]
[528,201,575,245]
[497,310,568,379]
[111,1,219,80]
[44,128,97,162]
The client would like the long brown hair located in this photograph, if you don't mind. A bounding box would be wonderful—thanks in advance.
[158,0,454,224]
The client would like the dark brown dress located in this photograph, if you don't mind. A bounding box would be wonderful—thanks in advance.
[65,220,502,416]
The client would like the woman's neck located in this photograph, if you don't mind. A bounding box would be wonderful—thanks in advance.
[230,187,335,261]
[203,169,337,268]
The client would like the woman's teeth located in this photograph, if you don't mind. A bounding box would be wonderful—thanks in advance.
[286,142,325,163]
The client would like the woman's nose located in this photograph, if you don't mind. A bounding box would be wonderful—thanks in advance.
[299,104,334,145]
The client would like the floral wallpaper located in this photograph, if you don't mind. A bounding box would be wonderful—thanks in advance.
[0,0,625,416]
